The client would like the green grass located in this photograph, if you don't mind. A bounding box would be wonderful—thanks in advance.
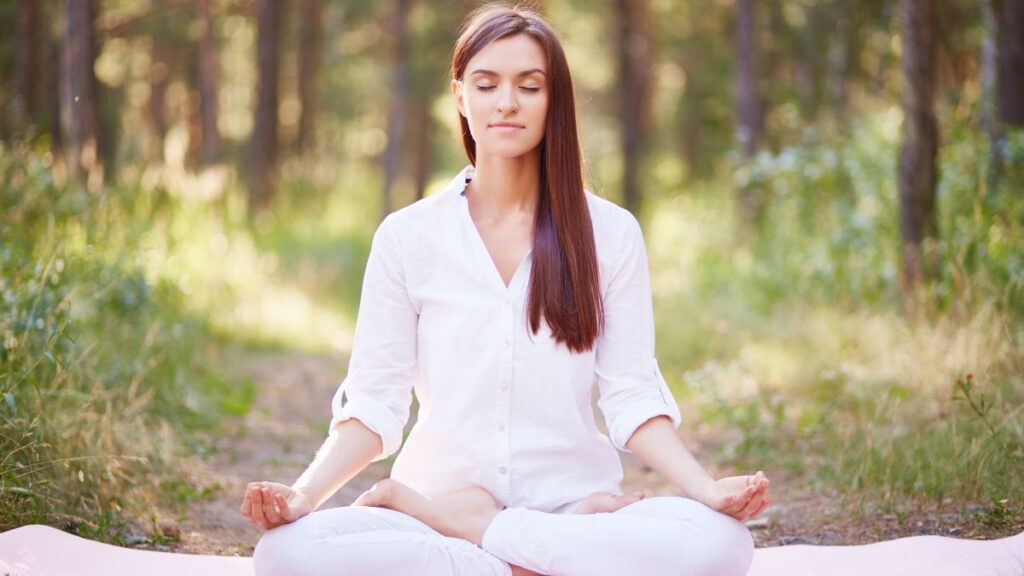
[0,142,258,538]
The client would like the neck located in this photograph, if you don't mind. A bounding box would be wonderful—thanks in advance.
[467,149,541,218]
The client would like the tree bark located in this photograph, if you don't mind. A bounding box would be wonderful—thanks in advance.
[198,0,222,165]
[13,0,39,134]
[615,0,653,216]
[381,0,411,219]
[149,1,170,162]
[828,3,851,130]
[981,0,999,136]
[409,96,433,201]
[248,0,283,212]
[898,0,939,293]
[998,0,1024,126]
[60,0,102,188]
[297,0,323,153]
[734,0,763,235]
[981,0,1003,188]
[681,70,703,180]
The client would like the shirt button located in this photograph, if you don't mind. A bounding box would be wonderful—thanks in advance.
[497,422,506,431]
[498,466,508,474]
[500,382,509,391]
[504,337,511,345]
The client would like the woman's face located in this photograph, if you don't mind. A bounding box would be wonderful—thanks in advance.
[452,34,549,160]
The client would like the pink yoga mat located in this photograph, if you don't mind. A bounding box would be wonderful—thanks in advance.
[1,524,1022,575]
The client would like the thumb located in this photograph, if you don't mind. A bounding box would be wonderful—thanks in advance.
[274,493,291,519]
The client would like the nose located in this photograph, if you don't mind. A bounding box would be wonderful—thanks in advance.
[497,85,519,113]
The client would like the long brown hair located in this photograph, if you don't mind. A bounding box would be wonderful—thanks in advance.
[451,4,603,354]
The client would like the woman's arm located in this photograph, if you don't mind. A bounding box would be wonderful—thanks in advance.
[241,418,384,530]
[243,214,417,531]
[625,415,770,521]
[625,415,715,498]
[291,417,384,509]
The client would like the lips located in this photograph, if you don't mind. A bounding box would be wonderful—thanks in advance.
[489,122,524,129]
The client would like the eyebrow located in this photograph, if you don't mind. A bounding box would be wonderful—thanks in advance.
[469,68,547,78]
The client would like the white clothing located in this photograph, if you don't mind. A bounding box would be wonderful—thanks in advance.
[254,495,755,576]
[330,164,682,513]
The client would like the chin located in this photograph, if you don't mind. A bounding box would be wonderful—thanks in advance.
[478,141,543,160]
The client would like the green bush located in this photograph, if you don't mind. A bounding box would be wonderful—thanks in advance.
[650,112,1024,517]
[0,142,248,538]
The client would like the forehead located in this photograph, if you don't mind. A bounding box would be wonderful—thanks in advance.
[467,34,547,77]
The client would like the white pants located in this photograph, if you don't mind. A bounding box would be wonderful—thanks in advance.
[253,495,755,576]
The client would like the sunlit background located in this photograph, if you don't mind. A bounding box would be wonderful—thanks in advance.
[1,0,1022,546]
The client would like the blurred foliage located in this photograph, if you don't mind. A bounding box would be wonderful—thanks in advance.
[2,0,1023,536]
[0,141,256,538]
[649,115,1024,517]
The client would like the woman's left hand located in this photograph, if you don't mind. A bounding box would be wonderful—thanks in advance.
[695,470,770,521]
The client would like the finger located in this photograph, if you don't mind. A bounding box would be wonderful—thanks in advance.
[276,493,294,520]
[738,489,764,519]
[250,485,268,527]
[240,486,253,519]
[750,497,770,518]
[733,482,755,504]
[731,484,757,514]
[262,488,282,525]
[721,492,744,515]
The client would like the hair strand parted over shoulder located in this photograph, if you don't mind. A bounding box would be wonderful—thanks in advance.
[451,2,604,354]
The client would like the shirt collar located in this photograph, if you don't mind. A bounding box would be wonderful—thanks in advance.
[455,164,475,197]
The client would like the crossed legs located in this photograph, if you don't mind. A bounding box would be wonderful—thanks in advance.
[253,479,754,576]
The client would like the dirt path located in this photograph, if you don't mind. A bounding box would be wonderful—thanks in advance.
[165,349,1017,556]
[165,349,392,556]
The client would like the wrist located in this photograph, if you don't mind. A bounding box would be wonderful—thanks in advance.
[683,477,717,504]
[290,485,317,510]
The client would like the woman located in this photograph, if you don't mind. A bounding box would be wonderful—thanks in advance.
[242,5,767,575]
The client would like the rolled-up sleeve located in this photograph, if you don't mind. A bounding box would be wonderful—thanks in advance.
[329,214,417,462]
[596,212,682,453]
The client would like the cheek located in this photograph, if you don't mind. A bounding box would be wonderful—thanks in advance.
[531,102,549,135]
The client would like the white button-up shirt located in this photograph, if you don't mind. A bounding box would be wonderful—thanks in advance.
[330,164,681,513]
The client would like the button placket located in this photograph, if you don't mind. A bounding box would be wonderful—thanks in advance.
[495,298,514,500]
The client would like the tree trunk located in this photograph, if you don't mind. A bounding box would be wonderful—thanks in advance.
[734,0,763,235]
[409,97,433,201]
[13,0,39,134]
[198,0,222,165]
[248,0,283,212]
[297,0,323,153]
[47,38,63,156]
[381,0,411,219]
[981,0,1003,188]
[149,1,170,163]
[827,2,851,130]
[981,0,998,136]
[998,0,1024,127]
[898,0,939,294]
[60,0,102,188]
[681,72,703,180]
[615,0,652,216]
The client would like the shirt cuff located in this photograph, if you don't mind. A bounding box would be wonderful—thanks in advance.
[330,395,405,463]
[607,360,683,453]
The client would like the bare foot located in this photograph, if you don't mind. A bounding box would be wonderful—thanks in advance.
[572,490,645,514]
[353,478,500,546]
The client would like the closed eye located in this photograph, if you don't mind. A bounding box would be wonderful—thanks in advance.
[475,86,542,93]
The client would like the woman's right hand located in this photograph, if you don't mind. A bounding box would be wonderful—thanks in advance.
[240,481,314,530]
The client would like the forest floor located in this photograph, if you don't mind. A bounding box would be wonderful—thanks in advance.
[155,348,1020,557]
